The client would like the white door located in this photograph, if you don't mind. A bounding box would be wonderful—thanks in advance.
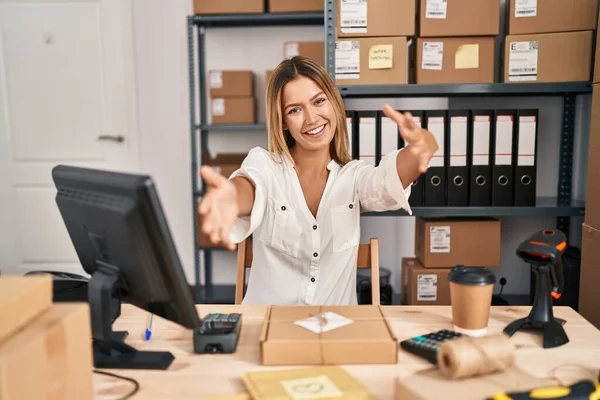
[0,0,140,276]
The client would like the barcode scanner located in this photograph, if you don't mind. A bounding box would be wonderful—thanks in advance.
[503,229,569,349]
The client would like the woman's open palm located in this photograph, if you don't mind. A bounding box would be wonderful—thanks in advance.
[197,166,238,251]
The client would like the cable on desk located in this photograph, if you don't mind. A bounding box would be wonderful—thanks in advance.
[93,370,140,400]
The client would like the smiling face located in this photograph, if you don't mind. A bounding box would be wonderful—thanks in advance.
[281,75,337,154]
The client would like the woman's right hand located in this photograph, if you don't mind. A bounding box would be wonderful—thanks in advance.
[197,166,239,251]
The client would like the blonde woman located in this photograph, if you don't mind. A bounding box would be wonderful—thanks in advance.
[197,56,438,305]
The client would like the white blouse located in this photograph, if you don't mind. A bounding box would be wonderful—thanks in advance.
[228,146,412,305]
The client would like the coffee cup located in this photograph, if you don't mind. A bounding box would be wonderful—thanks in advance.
[448,266,496,337]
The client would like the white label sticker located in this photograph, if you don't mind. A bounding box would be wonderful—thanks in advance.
[428,117,445,167]
[518,116,537,166]
[285,42,299,59]
[450,116,467,167]
[422,42,443,70]
[515,0,537,17]
[418,275,438,301]
[473,115,491,166]
[212,98,225,116]
[495,115,514,165]
[426,0,447,19]
[281,376,343,399]
[209,71,222,88]
[335,41,360,80]
[294,312,354,334]
[340,0,367,33]
[508,41,538,82]
[430,226,450,253]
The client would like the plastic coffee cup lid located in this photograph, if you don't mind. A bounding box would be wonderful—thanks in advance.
[448,266,496,286]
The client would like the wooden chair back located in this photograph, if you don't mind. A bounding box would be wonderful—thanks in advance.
[235,237,380,305]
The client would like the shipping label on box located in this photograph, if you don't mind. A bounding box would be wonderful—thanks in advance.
[425,0,448,19]
[417,274,438,301]
[507,41,538,82]
[339,0,367,34]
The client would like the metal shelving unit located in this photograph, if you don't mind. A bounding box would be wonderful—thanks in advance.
[188,3,590,303]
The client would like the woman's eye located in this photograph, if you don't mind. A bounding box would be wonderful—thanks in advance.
[288,107,300,115]
[315,98,326,105]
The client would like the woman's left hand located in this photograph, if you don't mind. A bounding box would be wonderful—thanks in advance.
[383,104,439,174]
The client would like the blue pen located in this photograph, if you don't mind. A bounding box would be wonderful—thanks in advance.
[145,313,153,340]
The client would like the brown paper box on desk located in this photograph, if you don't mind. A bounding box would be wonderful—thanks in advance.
[401,257,451,305]
[260,305,397,366]
[396,367,558,400]
[0,275,53,343]
[0,303,93,400]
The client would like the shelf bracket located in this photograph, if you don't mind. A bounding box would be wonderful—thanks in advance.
[325,0,336,82]
[556,94,576,240]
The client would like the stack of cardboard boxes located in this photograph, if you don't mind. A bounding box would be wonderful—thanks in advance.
[503,0,597,83]
[402,217,501,305]
[580,11,600,330]
[208,70,256,125]
[334,0,414,86]
[0,276,93,400]
[416,0,498,84]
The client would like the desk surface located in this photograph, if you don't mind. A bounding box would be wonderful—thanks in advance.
[94,305,600,399]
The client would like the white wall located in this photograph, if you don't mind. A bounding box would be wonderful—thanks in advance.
[132,0,590,299]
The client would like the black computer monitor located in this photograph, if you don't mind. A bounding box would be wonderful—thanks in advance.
[51,165,201,370]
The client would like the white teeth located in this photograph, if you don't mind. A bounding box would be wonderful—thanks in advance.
[306,125,325,135]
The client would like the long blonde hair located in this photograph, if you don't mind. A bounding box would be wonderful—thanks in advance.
[265,56,352,166]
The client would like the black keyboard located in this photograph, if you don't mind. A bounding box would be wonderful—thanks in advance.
[400,329,462,364]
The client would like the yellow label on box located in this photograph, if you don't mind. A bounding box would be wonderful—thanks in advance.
[455,44,479,69]
[368,44,393,69]
[280,375,343,399]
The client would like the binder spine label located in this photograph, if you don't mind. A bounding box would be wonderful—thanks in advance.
[335,41,360,80]
[340,0,368,33]
[518,116,536,166]
[495,116,513,165]
[430,226,450,253]
[473,115,491,165]
[425,0,447,19]
[450,116,467,167]
[515,0,537,18]
[381,117,398,157]
[422,42,444,70]
[508,41,538,81]
[428,117,445,167]
[359,117,376,166]
[418,275,438,301]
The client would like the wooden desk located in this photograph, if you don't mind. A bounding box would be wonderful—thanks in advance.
[94,305,600,399]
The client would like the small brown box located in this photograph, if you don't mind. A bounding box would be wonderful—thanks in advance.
[208,70,254,98]
[401,258,451,305]
[268,0,323,13]
[504,31,593,83]
[419,0,499,37]
[210,97,255,124]
[579,223,600,329]
[337,0,415,38]
[507,0,598,35]
[284,41,325,67]
[416,37,495,84]
[260,305,398,365]
[414,217,501,268]
[0,304,93,400]
[193,0,264,14]
[0,276,52,343]
[335,36,410,86]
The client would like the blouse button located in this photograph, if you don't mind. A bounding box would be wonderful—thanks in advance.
[313,225,317,230]
[281,205,286,211]
[313,252,318,258]
[349,204,354,209]
[311,277,316,282]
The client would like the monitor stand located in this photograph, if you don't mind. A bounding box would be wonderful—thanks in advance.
[89,261,175,370]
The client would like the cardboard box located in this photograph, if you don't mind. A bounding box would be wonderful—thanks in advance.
[401,258,451,305]
[416,37,495,84]
[579,223,600,329]
[0,303,93,400]
[208,70,254,98]
[504,31,593,83]
[193,0,264,14]
[585,89,600,228]
[0,275,52,343]
[211,97,255,124]
[337,0,415,38]
[396,367,558,400]
[268,0,323,13]
[260,305,397,365]
[335,36,411,86]
[414,217,501,268]
[284,41,325,67]
[419,0,499,37]
[507,0,598,35]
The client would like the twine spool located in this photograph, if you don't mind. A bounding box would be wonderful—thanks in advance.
[437,333,515,380]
